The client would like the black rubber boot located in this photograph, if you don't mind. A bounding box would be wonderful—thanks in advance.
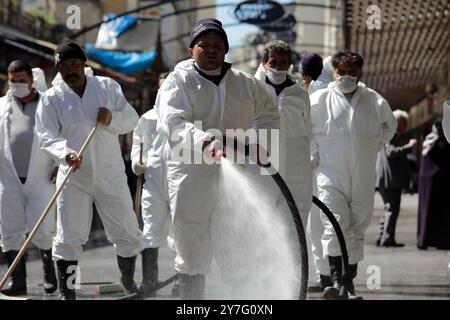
[308,274,332,293]
[40,249,58,294]
[0,250,27,296]
[320,274,333,289]
[56,260,77,300]
[346,264,363,300]
[322,256,347,300]
[179,273,205,300]
[307,281,323,293]
[140,248,158,298]
[117,255,139,295]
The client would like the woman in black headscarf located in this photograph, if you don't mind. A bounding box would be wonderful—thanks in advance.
[417,120,450,249]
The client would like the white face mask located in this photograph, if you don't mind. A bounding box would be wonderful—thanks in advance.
[9,82,31,98]
[266,67,288,85]
[194,62,222,76]
[335,75,358,93]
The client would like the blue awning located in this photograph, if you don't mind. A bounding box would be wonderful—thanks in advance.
[85,44,157,75]
[104,13,138,37]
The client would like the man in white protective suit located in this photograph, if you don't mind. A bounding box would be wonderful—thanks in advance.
[253,40,312,235]
[298,52,323,95]
[302,55,336,293]
[155,18,280,299]
[35,38,142,300]
[307,55,334,95]
[310,51,397,300]
[131,72,172,298]
[0,60,58,296]
[443,91,450,143]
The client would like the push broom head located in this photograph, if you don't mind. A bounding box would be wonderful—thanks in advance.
[96,283,125,295]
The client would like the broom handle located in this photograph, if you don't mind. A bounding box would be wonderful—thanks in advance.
[134,142,144,217]
[0,125,98,291]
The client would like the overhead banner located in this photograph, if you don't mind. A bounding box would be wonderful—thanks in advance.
[234,0,285,25]
[260,13,296,32]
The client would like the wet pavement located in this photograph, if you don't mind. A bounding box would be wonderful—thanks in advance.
[1,193,449,300]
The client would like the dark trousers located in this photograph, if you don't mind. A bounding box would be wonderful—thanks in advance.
[377,187,402,244]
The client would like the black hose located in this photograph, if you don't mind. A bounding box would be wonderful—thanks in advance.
[268,170,309,300]
[232,140,350,299]
[229,140,308,299]
[269,178,352,299]
[230,141,308,300]
[312,196,350,282]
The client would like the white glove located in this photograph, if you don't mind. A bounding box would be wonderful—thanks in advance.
[132,162,145,176]
[202,137,225,164]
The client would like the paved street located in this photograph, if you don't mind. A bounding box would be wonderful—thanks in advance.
[1,192,449,300]
[350,193,450,300]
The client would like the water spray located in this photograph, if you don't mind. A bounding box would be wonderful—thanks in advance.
[226,138,353,300]
[215,139,308,299]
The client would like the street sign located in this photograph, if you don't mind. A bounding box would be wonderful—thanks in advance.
[234,0,285,25]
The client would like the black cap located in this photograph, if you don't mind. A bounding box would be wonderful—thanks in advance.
[55,37,86,66]
[189,18,229,53]
[299,53,323,80]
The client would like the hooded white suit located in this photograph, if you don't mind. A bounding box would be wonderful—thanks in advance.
[310,81,396,264]
[308,56,333,96]
[307,56,334,279]
[131,109,171,248]
[155,59,279,275]
[254,64,312,225]
[35,74,142,261]
[0,92,56,251]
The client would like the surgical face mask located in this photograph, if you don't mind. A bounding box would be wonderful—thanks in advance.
[194,62,222,76]
[335,75,358,93]
[9,82,31,98]
[266,67,288,85]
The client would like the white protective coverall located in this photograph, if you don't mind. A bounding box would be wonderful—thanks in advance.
[0,92,56,251]
[308,56,333,96]
[443,100,450,143]
[307,56,334,278]
[310,81,397,264]
[35,74,142,261]
[155,59,280,275]
[131,109,171,249]
[254,64,312,225]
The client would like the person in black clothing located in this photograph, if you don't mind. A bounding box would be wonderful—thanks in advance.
[375,110,416,247]
[417,120,450,250]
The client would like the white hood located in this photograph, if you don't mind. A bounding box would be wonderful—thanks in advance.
[254,63,266,82]
[173,59,195,72]
[316,56,334,84]
[32,68,48,92]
